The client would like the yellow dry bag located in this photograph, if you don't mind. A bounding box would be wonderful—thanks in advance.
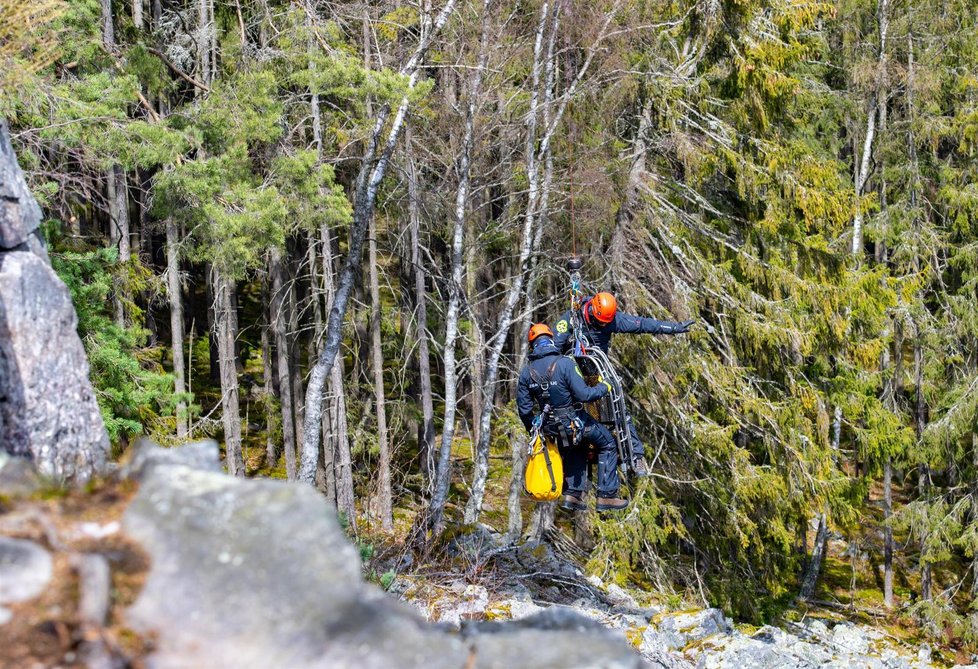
[524,434,563,501]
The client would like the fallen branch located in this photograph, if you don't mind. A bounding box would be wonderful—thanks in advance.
[147,47,211,92]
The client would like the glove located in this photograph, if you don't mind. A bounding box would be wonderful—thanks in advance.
[675,319,695,334]
[597,375,612,394]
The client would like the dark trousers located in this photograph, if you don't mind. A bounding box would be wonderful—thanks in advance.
[625,410,645,461]
[552,411,620,498]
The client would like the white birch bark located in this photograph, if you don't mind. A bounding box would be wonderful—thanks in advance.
[427,0,492,532]
[464,3,619,524]
[270,247,298,479]
[851,0,889,257]
[369,214,393,530]
[321,224,355,521]
[407,131,435,482]
[133,0,144,30]
[299,0,459,485]
[211,265,244,476]
[165,219,188,438]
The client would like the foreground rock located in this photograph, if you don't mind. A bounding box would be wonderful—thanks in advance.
[398,534,971,669]
[0,536,52,625]
[1,440,972,669]
[122,440,645,669]
[0,119,108,482]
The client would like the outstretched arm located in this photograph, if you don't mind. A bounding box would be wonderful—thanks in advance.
[561,358,610,404]
[516,369,536,432]
[613,312,694,335]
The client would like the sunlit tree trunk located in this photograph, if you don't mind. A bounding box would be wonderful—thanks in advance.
[299,0,459,484]
[406,132,435,482]
[851,0,889,256]
[464,1,615,523]
[428,0,491,533]
[165,219,188,438]
[369,214,393,530]
[270,247,297,479]
[211,265,244,476]
[321,224,355,521]
[463,0,553,525]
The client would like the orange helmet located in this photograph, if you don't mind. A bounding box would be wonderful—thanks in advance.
[587,292,617,324]
[528,323,554,344]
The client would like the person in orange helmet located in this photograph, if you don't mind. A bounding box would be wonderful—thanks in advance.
[516,324,628,512]
[553,292,693,477]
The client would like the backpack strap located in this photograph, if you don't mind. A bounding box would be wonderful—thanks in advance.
[539,437,557,493]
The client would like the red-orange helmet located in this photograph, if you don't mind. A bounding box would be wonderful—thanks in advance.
[528,323,554,344]
[587,293,617,324]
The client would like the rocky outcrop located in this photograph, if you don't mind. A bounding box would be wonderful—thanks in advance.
[1,440,974,669]
[0,119,45,256]
[121,440,645,669]
[0,119,108,482]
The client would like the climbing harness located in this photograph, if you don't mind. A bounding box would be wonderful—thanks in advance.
[563,257,635,478]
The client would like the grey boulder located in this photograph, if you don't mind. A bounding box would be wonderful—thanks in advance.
[0,536,52,621]
[0,250,109,481]
[123,462,646,669]
[0,119,43,252]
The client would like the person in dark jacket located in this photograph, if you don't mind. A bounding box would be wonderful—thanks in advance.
[553,292,693,477]
[516,323,627,512]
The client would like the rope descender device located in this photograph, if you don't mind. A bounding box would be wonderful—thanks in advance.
[566,256,587,356]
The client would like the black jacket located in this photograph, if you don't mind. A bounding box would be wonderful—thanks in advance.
[553,299,687,353]
[516,339,608,432]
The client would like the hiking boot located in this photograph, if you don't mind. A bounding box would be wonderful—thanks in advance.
[560,494,586,512]
[632,456,649,478]
[596,496,629,512]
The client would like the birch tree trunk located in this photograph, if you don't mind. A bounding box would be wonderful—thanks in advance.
[101,0,114,49]
[464,1,615,523]
[407,132,435,482]
[299,0,459,484]
[427,0,491,533]
[321,224,355,521]
[101,2,129,330]
[851,0,889,256]
[915,321,931,600]
[369,214,393,530]
[462,0,553,526]
[211,265,244,476]
[133,0,143,31]
[465,231,485,452]
[527,502,555,542]
[260,303,276,468]
[513,4,559,382]
[198,0,212,86]
[108,172,129,328]
[506,421,528,541]
[165,219,188,438]
[270,246,298,480]
[800,513,829,600]
[800,403,841,599]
